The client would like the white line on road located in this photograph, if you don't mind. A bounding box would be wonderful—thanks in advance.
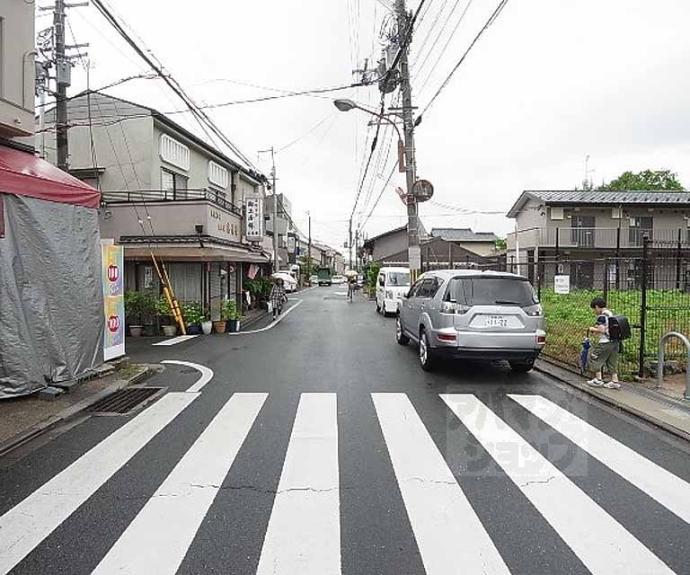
[372,393,509,575]
[229,299,304,335]
[509,394,690,524]
[161,360,214,393]
[257,393,340,575]
[92,393,267,575]
[152,335,199,346]
[440,394,674,575]
[0,392,198,575]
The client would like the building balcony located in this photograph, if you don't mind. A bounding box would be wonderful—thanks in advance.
[102,188,243,218]
[507,227,689,251]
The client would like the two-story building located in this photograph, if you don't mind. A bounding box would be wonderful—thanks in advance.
[41,91,270,320]
[507,190,690,288]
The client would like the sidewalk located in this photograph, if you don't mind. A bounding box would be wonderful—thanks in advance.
[0,362,154,457]
[536,358,690,441]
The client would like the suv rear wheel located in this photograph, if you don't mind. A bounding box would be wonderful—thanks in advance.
[396,317,409,346]
[509,359,534,373]
[419,328,435,371]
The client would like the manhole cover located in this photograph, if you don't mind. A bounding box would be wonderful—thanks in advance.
[87,387,163,415]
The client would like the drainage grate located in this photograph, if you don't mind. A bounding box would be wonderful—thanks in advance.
[87,387,163,415]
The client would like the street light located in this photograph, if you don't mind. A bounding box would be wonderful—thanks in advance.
[333,99,403,142]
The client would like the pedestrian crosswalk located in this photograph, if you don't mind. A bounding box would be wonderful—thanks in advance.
[1,391,688,575]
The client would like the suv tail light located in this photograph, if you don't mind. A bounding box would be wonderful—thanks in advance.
[536,334,546,345]
[441,301,470,314]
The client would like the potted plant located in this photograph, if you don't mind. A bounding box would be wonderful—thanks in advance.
[225,299,241,333]
[182,302,204,335]
[201,311,213,335]
[124,291,156,337]
[156,295,178,337]
[213,299,232,334]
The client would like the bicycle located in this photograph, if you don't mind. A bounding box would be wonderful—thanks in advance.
[347,282,355,302]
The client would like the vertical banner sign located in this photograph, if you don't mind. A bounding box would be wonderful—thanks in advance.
[245,196,263,241]
[102,242,125,361]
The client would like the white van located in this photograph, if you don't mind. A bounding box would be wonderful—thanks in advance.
[375,267,411,316]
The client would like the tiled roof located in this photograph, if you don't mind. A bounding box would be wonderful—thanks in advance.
[431,228,498,242]
[507,190,690,217]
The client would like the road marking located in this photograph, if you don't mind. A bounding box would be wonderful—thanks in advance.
[161,360,214,393]
[440,394,674,575]
[92,393,267,575]
[152,335,199,346]
[0,392,198,575]
[229,299,304,335]
[509,394,690,524]
[372,393,509,575]
[257,393,340,575]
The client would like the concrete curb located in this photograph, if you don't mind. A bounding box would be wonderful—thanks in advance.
[535,359,690,442]
[0,364,155,458]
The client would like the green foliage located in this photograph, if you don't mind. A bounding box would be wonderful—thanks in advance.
[221,299,240,321]
[245,277,272,298]
[181,301,204,325]
[366,263,381,289]
[124,290,157,324]
[599,170,685,191]
[156,295,173,317]
[495,238,507,251]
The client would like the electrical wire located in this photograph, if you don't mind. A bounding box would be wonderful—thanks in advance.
[276,112,337,153]
[419,0,510,117]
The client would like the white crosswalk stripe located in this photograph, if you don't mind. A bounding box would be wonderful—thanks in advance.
[92,393,267,575]
[372,393,510,575]
[441,394,676,575]
[1,391,684,575]
[257,393,341,575]
[509,394,690,524]
[0,392,198,575]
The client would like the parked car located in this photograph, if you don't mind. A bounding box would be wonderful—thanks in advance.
[396,270,545,372]
[332,274,346,285]
[317,267,332,286]
[309,274,318,285]
[271,272,297,293]
[376,267,411,316]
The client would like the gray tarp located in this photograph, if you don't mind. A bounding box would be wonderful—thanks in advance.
[0,194,104,398]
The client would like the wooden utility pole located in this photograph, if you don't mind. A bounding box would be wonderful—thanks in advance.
[54,0,69,171]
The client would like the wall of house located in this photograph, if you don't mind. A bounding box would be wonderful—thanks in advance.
[458,241,495,257]
[369,229,409,262]
[0,1,34,138]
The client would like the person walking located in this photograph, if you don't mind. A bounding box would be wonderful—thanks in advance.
[586,296,621,389]
[269,278,287,321]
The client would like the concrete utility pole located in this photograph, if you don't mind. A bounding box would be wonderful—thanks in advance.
[259,147,279,272]
[395,0,421,280]
[54,0,69,171]
[307,211,312,279]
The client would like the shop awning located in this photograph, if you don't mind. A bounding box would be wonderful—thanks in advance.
[0,146,100,208]
[122,244,271,263]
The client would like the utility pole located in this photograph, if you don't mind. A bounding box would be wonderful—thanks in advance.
[348,220,353,272]
[54,0,69,171]
[395,0,421,280]
[307,211,312,280]
[259,147,279,272]
[355,227,360,272]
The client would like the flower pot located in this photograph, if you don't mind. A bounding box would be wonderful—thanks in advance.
[129,325,143,337]
[213,320,227,334]
[187,324,202,335]
[162,325,178,337]
[201,320,213,335]
[228,319,240,333]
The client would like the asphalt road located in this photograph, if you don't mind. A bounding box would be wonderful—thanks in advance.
[1,285,689,575]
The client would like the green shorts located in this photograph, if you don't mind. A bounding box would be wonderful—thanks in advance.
[588,341,619,374]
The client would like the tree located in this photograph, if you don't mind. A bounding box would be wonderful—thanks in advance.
[494,238,507,251]
[599,170,685,191]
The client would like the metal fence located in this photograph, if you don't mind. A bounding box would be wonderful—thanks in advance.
[500,238,690,378]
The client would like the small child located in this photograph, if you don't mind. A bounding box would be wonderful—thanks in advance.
[586,297,621,389]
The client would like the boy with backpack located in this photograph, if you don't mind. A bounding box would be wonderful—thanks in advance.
[586,297,622,389]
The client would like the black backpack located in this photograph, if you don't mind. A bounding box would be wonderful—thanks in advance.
[608,315,631,341]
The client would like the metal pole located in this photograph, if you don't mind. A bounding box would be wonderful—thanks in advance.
[396,0,420,281]
[676,227,682,290]
[54,0,69,171]
[639,235,649,378]
[348,218,353,271]
[271,147,278,272]
[307,211,312,280]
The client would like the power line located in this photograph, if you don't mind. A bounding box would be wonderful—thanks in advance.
[276,112,337,153]
[419,0,510,116]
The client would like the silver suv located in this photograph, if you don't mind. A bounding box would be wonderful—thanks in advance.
[396,270,546,372]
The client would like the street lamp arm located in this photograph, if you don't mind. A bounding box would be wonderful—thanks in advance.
[333,99,403,142]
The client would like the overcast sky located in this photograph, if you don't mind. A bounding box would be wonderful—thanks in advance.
[56,0,690,249]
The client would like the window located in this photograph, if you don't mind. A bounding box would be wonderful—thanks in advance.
[208,161,229,189]
[417,277,440,298]
[378,273,385,287]
[629,216,653,247]
[446,277,538,306]
[571,215,595,247]
[159,134,190,170]
[408,279,424,298]
[161,169,188,200]
[387,272,410,286]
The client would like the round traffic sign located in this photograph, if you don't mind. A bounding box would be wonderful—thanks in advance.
[413,179,434,202]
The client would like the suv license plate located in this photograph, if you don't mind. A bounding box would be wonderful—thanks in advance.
[486,315,509,328]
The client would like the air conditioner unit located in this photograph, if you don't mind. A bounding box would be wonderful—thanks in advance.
[550,207,564,220]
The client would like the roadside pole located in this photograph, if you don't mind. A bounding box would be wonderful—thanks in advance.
[307,211,312,280]
[54,0,69,171]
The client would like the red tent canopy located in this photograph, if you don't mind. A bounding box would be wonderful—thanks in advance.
[0,146,100,208]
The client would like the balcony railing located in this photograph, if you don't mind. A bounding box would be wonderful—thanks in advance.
[507,227,690,250]
[102,189,243,218]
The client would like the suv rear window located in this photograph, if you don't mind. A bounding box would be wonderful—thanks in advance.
[387,272,410,286]
[446,277,538,307]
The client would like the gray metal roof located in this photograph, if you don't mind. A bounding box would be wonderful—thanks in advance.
[507,190,690,217]
[431,228,498,242]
